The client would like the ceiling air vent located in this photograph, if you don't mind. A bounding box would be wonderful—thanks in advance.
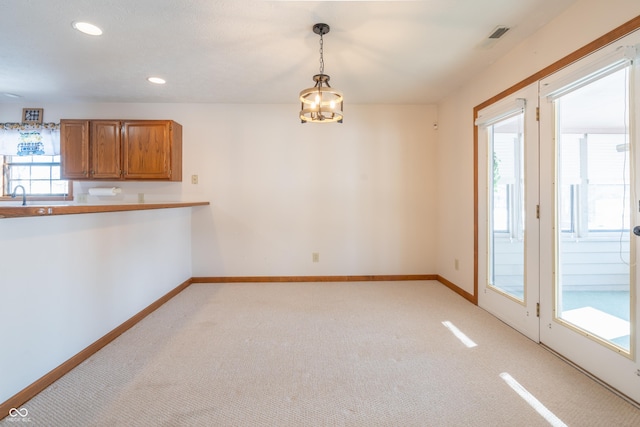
[476,26,511,49]
[488,26,510,39]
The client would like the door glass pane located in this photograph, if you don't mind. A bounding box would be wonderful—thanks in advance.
[489,113,525,301]
[555,68,631,351]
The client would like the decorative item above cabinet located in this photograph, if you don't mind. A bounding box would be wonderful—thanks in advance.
[60,119,182,181]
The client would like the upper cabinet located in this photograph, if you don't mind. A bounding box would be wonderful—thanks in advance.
[60,120,90,179]
[91,120,122,179]
[122,121,181,180]
[60,119,182,181]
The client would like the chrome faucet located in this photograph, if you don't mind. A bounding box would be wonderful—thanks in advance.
[11,185,27,206]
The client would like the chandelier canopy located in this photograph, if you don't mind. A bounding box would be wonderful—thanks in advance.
[299,23,343,123]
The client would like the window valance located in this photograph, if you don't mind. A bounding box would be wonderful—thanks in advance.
[540,45,638,101]
[0,123,60,156]
[475,98,526,128]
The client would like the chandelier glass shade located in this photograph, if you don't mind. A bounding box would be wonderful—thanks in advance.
[299,24,343,123]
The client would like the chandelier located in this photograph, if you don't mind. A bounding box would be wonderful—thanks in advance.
[299,23,344,123]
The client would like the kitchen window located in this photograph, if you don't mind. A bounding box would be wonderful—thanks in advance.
[0,123,71,200]
[2,155,69,197]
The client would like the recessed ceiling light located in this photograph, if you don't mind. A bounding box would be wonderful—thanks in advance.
[72,21,103,36]
[147,77,166,85]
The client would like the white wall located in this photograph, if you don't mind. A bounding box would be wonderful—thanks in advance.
[0,208,192,404]
[1,103,438,277]
[185,104,437,277]
[436,0,640,294]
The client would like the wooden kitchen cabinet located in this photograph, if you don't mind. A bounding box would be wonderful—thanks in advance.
[60,119,182,181]
[91,121,122,179]
[122,121,182,180]
[60,120,90,179]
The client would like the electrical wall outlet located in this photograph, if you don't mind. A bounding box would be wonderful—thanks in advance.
[312,252,319,263]
[191,174,198,184]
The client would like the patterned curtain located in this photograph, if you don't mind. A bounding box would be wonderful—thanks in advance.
[0,123,60,156]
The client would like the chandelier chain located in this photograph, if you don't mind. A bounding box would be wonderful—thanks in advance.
[319,33,325,74]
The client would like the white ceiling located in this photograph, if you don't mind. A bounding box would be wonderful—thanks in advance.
[1,0,578,105]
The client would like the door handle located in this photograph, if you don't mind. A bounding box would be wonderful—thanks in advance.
[633,226,640,236]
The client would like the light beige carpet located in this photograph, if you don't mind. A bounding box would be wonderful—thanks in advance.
[3,281,640,426]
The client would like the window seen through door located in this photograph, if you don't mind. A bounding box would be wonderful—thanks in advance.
[553,63,631,351]
[489,111,525,300]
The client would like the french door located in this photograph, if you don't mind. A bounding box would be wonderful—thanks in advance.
[478,32,640,404]
[477,83,540,342]
[539,37,640,403]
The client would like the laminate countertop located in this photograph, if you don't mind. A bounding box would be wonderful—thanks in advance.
[0,201,210,219]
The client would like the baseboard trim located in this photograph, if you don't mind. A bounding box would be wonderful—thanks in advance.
[191,276,477,304]
[436,275,477,304]
[0,278,193,419]
[191,274,437,283]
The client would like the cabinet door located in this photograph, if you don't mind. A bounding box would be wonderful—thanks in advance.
[122,121,172,179]
[91,121,122,179]
[60,120,89,179]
